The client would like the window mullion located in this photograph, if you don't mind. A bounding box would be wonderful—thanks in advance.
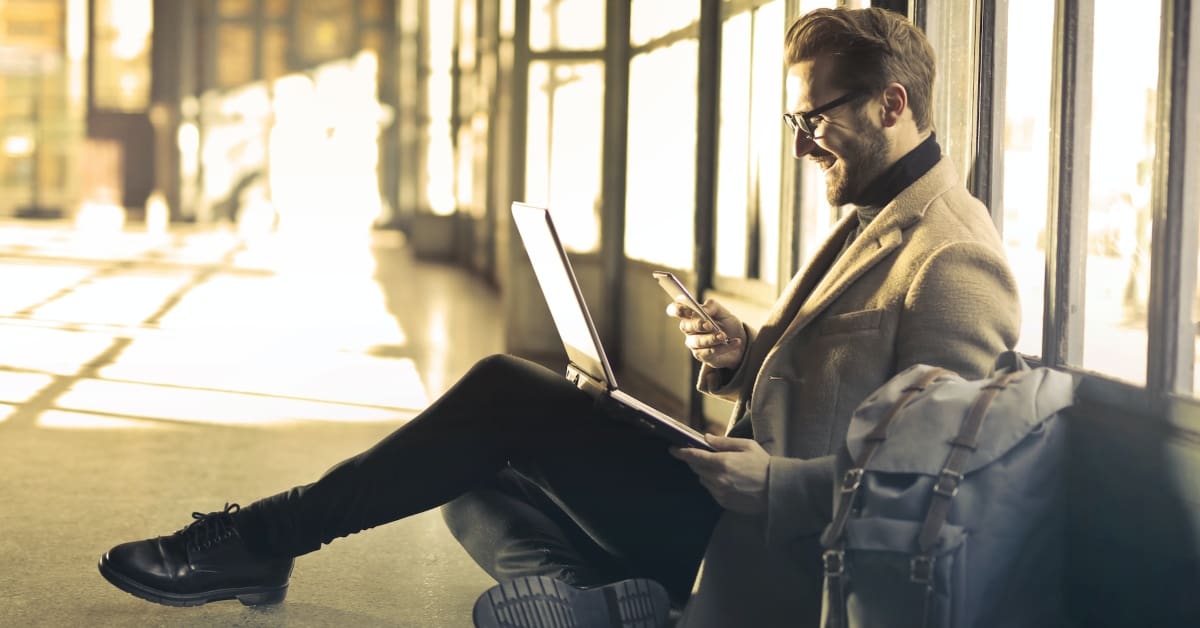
[1146,0,1197,394]
[1043,0,1092,367]
[973,0,1006,230]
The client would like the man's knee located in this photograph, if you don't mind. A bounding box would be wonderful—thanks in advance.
[440,493,483,544]
[465,354,523,381]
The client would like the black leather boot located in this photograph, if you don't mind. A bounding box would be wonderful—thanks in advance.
[98,503,294,607]
[473,575,672,628]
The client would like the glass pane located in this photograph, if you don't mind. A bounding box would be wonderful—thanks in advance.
[218,0,254,17]
[263,0,290,19]
[455,125,475,208]
[529,0,605,52]
[924,0,979,180]
[1079,1,1160,385]
[799,0,838,12]
[93,0,152,110]
[459,0,477,67]
[525,62,605,252]
[262,26,289,82]
[216,24,255,88]
[295,3,354,64]
[793,0,842,264]
[631,0,700,47]
[1194,189,1200,392]
[714,13,751,278]
[1001,0,1054,358]
[362,0,386,22]
[750,2,784,285]
[797,158,838,263]
[427,0,456,215]
[624,40,699,268]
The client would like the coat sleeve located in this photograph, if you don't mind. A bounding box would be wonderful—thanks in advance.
[896,240,1020,379]
[764,454,836,556]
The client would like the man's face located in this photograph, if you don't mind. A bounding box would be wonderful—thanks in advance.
[785,57,890,206]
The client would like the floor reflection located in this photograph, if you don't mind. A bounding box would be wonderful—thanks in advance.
[0,220,431,430]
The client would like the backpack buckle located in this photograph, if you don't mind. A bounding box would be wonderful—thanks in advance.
[933,468,964,497]
[823,549,845,576]
[840,468,863,493]
[910,554,935,583]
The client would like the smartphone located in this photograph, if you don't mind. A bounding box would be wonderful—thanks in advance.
[652,271,726,340]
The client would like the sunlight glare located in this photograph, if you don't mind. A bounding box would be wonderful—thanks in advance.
[0,263,94,315]
[74,201,127,235]
[0,326,120,376]
[57,379,420,427]
[34,273,193,327]
[0,370,55,405]
[96,335,430,413]
[37,409,164,430]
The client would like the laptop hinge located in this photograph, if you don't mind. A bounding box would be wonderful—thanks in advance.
[565,363,607,397]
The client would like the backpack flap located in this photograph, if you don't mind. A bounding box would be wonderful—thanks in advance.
[844,365,1074,477]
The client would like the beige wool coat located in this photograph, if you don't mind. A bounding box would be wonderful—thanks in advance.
[677,157,1021,628]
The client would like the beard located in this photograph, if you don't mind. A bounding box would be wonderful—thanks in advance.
[824,123,890,206]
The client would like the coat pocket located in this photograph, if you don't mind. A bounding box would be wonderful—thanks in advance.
[816,308,884,337]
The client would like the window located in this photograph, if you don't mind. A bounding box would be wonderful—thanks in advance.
[790,0,840,267]
[624,40,699,268]
[426,0,456,215]
[999,0,1054,358]
[923,0,980,183]
[714,0,784,287]
[630,0,699,47]
[1077,1,1161,385]
[93,0,151,110]
[529,0,605,52]
[524,61,605,252]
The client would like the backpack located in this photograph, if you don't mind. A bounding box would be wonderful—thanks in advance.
[819,352,1076,628]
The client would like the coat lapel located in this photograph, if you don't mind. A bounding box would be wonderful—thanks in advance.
[775,158,959,344]
[743,211,858,371]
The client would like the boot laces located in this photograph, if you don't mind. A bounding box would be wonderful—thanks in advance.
[181,503,241,552]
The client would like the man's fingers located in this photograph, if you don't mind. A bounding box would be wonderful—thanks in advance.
[665,302,694,319]
[686,333,737,351]
[705,434,754,452]
[670,447,726,476]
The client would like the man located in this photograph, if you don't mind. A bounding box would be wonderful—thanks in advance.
[98,7,1018,628]
[666,7,1019,626]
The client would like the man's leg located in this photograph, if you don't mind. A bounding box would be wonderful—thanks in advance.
[100,354,718,606]
[444,421,721,604]
[442,468,627,587]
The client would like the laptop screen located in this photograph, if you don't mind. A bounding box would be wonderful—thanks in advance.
[511,202,615,386]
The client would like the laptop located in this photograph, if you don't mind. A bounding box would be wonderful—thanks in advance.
[511,201,714,451]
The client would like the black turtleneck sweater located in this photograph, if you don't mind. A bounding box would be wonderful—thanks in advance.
[837,133,942,258]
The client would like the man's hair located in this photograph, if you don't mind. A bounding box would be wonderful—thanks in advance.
[785,7,936,131]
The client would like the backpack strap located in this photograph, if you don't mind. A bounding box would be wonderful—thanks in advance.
[819,367,952,628]
[908,369,1025,627]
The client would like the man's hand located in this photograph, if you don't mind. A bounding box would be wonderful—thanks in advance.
[666,297,746,369]
[669,435,769,514]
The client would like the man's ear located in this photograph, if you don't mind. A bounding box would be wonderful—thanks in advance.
[880,83,908,128]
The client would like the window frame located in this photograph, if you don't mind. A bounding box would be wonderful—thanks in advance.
[919,0,1200,431]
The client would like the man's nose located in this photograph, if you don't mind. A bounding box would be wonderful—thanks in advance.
[792,132,817,159]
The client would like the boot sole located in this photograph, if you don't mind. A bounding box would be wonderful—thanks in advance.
[98,558,288,607]
[472,575,670,628]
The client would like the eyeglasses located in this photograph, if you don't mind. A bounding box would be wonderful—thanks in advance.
[783,91,865,140]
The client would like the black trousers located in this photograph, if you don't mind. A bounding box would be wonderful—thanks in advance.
[237,354,722,602]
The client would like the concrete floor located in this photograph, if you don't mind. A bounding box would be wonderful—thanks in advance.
[0,221,501,627]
